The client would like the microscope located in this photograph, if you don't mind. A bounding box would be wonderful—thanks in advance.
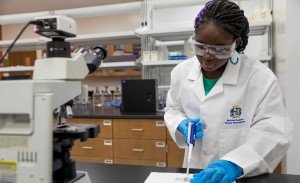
[0,15,107,183]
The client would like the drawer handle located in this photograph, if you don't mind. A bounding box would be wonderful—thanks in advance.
[82,146,93,150]
[156,142,165,148]
[103,120,112,126]
[104,159,113,164]
[131,128,144,132]
[132,148,144,152]
[104,140,113,146]
[156,162,166,167]
[156,121,165,127]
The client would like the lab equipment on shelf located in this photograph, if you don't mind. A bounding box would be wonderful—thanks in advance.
[93,86,103,107]
[102,85,112,107]
[112,86,122,107]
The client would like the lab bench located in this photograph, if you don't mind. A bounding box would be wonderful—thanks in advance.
[76,163,300,183]
[68,104,184,168]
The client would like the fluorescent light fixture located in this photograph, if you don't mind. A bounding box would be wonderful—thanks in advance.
[0,2,141,25]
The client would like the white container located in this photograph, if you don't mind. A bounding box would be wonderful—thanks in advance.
[253,6,261,21]
[157,45,169,60]
[80,85,89,104]
[143,51,150,62]
[151,51,158,61]
[261,5,272,21]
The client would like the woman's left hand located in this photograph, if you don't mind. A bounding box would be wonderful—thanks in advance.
[190,160,242,183]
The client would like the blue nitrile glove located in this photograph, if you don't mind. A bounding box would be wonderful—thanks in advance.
[190,160,242,183]
[177,118,203,142]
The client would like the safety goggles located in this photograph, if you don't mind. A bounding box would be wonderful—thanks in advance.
[188,34,236,59]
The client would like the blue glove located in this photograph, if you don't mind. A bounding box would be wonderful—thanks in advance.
[177,118,203,142]
[190,160,242,183]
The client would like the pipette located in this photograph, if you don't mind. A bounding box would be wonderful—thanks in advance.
[186,122,196,181]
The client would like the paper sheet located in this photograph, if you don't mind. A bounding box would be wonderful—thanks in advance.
[144,172,236,183]
[144,172,191,183]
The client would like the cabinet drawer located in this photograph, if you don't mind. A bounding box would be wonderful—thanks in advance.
[72,138,113,158]
[73,156,113,164]
[114,139,166,160]
[114,158,166,167]
[68,118,112,138]
[113,119,166,139]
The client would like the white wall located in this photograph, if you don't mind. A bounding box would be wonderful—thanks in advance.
[286,0,300,175]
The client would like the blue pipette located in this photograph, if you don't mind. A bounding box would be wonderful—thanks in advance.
[186,122,196,181]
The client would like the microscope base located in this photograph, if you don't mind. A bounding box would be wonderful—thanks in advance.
[67,171,91,183]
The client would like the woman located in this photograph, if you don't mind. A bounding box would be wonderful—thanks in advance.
[164,0,293,182]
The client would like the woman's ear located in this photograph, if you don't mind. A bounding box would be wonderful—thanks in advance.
[235,37,242,48]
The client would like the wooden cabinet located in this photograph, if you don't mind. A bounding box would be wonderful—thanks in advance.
[69,117,185,168]
[113,119,167,167]
[68,118,113,164]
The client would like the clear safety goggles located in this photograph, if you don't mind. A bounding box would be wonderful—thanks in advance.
[188,34,236,59]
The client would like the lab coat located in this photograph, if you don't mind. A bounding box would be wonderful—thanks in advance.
[164,53,293,177]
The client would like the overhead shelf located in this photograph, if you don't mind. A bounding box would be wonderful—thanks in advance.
[0,2,141,25]
[147,0,252,9]
[258,55,272,61]
[248,20,272,36]
[135,20,272,41]
[100,61,141,69]
[135,27,193,42]
[0,31,140,51]
[0,38,48,51]
[67,31,140,47]
[0,66,34,73]
[142,60,184,66]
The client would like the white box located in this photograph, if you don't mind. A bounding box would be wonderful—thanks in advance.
[143,51,150,62]
[151,51,158,61]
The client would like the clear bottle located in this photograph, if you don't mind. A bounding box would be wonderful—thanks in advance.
[113,86,122,106]
[93,86,103,107]
[102,85,112,107]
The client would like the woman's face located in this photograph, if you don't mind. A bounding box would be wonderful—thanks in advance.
[195,22,236,76]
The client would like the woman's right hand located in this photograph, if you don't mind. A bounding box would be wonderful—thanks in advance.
[177,118,203,142]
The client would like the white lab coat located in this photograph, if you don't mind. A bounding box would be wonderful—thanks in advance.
[164,53,293,177]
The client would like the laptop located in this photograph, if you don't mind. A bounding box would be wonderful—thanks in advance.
[121,79,157,113]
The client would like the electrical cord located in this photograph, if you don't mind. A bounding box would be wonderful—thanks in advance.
[0,20,43,65]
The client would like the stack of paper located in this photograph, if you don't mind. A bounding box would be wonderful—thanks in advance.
[144,172,191,183]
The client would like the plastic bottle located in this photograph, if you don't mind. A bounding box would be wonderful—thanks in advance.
[102,86,112,107]
[93,86,103,107]
[113,86,122,106]
[157,45,169,60]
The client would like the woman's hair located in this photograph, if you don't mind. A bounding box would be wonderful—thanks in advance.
[194,0,249,53]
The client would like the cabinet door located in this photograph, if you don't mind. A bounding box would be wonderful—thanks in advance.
[113,119,166,139]
[68,118,112,138]
[114,139,166,161]
[167,132,184,168]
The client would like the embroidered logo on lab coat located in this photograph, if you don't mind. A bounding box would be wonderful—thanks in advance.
[230,105,242,118]
[224,105,245,125]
